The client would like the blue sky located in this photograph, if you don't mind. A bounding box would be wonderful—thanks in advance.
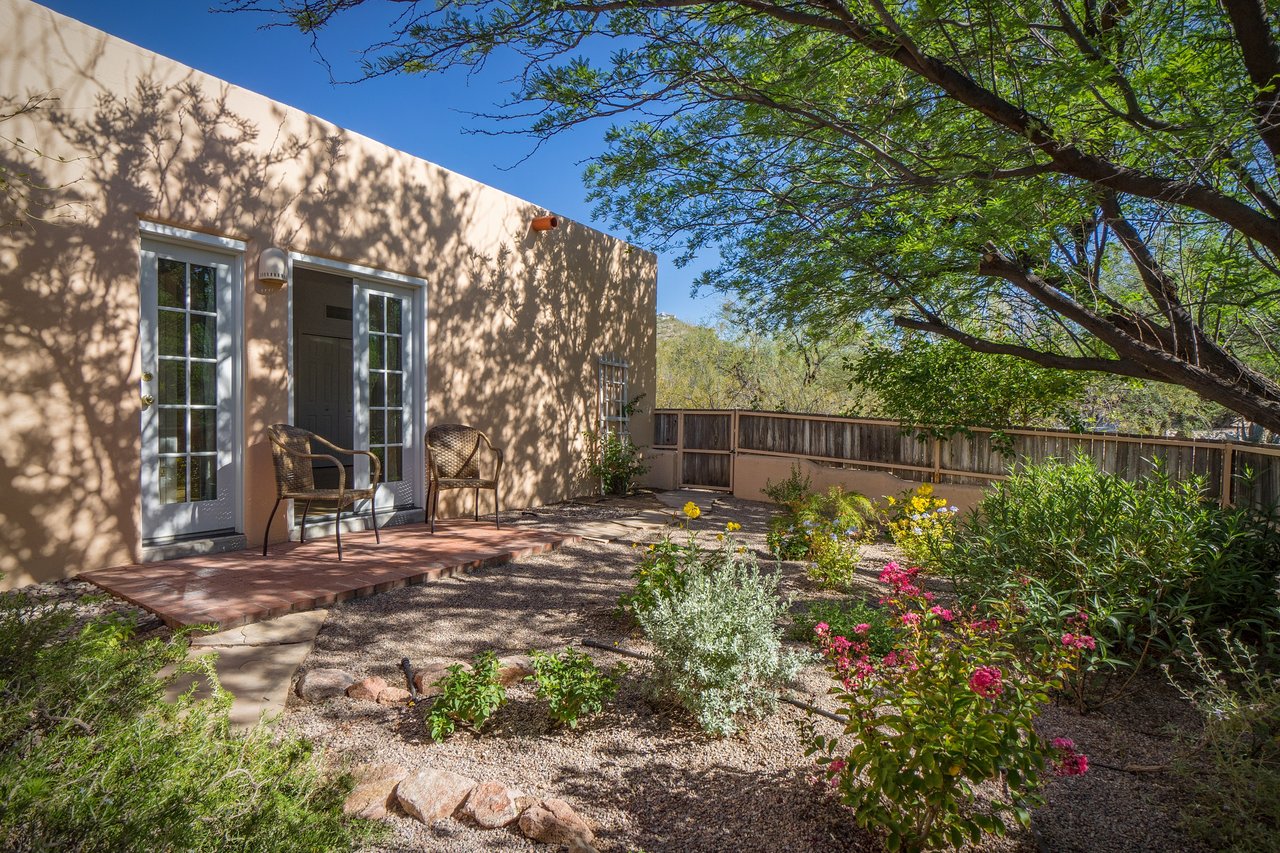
[39,0,722,323]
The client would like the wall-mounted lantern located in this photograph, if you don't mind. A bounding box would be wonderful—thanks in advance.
[531,215,559,232]
[258,246,289,288]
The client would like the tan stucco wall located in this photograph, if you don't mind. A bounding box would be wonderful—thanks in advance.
[0,0,656,587]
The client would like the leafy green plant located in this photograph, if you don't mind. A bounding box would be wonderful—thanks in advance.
[942,457,1280,691]
[762,463,812,510]
[0,588,377,852]
[638,547,806,736]
[790,598,897,657]
[528,647,624,728]
[806,562,1086,851]
[1167,629,1280,852]
[424,651,507,741]
[764,515,810,560]
[767,486,876,587]
[584,428,649,495]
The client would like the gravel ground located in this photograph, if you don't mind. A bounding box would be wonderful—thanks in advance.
[281,493,1210,853]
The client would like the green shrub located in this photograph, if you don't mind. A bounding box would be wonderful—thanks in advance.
[1168,630,1280,852]
[881,481,960,569]
[0,590,375,852]
[942,457,1280,671]
[425,651,507,741]
[528,647,624,728]
[584,428,649,495]
[807,562,1085,851]
[619,535,704,619]
[638,549,806,735]
[790,598,898,657]
[763,463,812,509]
[765,515,810,560]
[766,486,877,588]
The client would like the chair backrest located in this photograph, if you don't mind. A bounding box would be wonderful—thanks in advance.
[267,424,316,496]
[427,424,483,479]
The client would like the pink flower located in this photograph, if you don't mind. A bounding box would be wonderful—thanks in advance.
[828,758,847,774]
[901,612,921,627]
[1051,737,1074,750]
[923,591,936,603]
[1061,633,1097,651]
[882,651,899,667]
[968,666,1004,698]
[929,606,954,622]
[967,618,1000,634]
[1052,737,1089,776]
[814,622,830,638]
[853,623,870,634]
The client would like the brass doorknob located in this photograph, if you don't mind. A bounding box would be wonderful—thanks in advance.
[141,394,155,409]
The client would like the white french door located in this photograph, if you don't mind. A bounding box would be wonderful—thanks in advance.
[354,281,419,510]
[139,240,239,541]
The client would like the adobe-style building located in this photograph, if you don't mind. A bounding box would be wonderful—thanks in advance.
[0,0,656,588]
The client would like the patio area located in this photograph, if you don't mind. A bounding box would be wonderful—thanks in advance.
[81,521,578,631]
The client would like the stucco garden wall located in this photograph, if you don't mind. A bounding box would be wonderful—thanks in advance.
[0,0,656,587]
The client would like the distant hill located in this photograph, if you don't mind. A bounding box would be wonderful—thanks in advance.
[657,312,700,341]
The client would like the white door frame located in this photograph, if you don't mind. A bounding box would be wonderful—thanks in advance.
[138,221,246,544]
[287,251,429,529]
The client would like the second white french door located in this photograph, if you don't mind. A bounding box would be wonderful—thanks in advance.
[353,281,419,510]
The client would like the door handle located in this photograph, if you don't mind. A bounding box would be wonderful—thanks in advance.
[141,394,155,409]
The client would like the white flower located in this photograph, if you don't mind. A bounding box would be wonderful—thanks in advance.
[911,527,923,535]
[949,506,959,513]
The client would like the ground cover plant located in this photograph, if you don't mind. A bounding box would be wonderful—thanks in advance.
[942,457,1280,697]
[806,561,1089,851]
[425,650,507,741]
[0,587,374,852]
[528,647,623,729]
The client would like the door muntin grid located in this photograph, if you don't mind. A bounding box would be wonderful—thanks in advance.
[368,293,405,483]
[156,257,218,504]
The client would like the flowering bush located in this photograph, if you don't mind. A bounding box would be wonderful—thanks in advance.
[639,544,806,736]
[790,598,898,658]
[766,486,877,589]
[881,482,959,568]
[619,502,709,618]
[805,561,1087,851]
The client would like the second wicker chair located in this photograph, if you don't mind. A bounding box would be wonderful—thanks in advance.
[425,424,503,533]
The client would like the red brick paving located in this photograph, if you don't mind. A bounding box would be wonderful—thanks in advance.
[81,521,578,630]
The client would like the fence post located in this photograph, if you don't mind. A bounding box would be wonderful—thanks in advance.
[676,411,685,489]
[730,409,739,496]
[1221,441,1234,507]
[932,436,943,485]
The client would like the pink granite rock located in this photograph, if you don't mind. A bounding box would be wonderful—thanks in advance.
[395,768,477,823]
[462,780,525,828]
[343,763,409,820]
[346,676,388,702]
[518,798,594,846]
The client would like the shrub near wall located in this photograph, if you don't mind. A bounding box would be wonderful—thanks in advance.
[942,457,1280,667]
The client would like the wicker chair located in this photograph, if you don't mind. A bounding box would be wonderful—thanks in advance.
[262,424,382,560]
[426,424,503,533]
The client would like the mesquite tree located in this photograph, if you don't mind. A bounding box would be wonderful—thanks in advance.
[232,0,1280,431]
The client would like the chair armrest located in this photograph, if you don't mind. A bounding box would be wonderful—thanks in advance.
[309,434,381,487]
[478,432,504,480]
[278,448,347,492]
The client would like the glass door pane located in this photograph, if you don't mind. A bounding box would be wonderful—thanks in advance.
[354,281,417,513]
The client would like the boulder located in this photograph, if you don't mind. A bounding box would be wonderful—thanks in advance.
[462,780,525,828]
[346,676,389,702]
[294,668,356,702]
[395,768,477,824]
[376,686,412,706]
[518,798,594,846]
[412,662,454,697]
[496,654,535,686]
[343,763,409,820]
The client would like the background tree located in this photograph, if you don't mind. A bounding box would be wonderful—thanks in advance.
[229,0,1280,431]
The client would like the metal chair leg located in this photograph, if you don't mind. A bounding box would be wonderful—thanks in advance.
[262,497,282,556]
[493,485,500,529]
[335,503,343,561]
[371,490,381,544]
[474,488,480,521]
[300,501,311,543]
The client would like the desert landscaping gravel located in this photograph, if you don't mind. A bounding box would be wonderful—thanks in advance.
[281,494,1211,853]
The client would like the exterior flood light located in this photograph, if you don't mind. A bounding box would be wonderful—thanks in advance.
[258,246,289,287]
[531,215,559,231]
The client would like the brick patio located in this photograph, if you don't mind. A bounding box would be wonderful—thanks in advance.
[81,521,578,631]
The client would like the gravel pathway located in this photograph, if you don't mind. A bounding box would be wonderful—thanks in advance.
[280,493,1208,853]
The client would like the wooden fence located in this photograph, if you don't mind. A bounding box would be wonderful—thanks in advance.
[651,409,1280,512]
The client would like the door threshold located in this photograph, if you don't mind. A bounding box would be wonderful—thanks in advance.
[142,531,248,563]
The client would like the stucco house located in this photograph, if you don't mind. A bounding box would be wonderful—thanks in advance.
[0,0,657,589]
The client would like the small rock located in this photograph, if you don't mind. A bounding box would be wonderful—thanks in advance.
[376,686,412,706]
[343,764,409,820]
[568,837,601,853]
[462,780,525,828]
[395,768,477,823]
[295,667,356,702]
[519,798,594,846]
[497,654,535,686]
[347,676,389,702]
[412,662,453,696]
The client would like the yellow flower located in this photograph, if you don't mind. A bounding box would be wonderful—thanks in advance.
[683,501,701,519]
[886,496,896,505]
[715,533,725,541]
[725,521,741,532]
[918,483,934,496]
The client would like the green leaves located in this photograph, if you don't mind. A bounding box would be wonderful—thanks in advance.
[424,651,508,742]
[528,647,623,728]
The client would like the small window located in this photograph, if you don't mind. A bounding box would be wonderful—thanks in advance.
[599,356,630,437]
